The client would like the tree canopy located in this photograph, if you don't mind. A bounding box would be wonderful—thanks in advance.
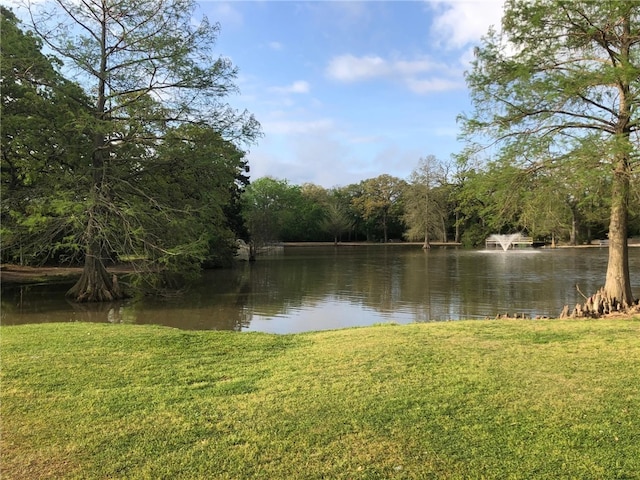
[2,1,260,301]
[403,155,449,248]
[1,7,92,265]
[351,174,407,243]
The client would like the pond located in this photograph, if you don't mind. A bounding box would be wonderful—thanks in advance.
[2,246,639,333]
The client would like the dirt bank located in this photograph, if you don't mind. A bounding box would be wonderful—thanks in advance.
[0,264,133,285]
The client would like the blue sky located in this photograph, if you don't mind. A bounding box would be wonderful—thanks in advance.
[8,0,505,188]
[200,1,506,187]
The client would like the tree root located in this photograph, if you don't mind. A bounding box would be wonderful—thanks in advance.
[560,287,640,319]
[66,257,127,303]
[493,313,546,320]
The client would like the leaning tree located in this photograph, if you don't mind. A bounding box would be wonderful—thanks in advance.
[25,0,260,301]
[461,0,639,314]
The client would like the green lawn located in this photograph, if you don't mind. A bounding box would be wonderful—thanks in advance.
[2,319,639,479]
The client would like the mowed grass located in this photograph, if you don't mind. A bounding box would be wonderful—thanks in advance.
[2,319,640,479]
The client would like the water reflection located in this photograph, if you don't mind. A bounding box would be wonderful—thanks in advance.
[2,246,639,333]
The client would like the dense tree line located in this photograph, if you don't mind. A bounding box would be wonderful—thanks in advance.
[240,162,639,250]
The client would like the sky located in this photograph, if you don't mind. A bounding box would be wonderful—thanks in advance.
[7,0,506,188]
[199,0,506,187]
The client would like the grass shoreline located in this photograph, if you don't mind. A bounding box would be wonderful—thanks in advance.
[2,319,640,479]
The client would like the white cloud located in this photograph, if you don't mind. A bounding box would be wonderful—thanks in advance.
[269,80,311,95]
[326,55,389,83]
[405,77,464,94]
[268,41,283,51]
[430,0,505,49]
[370,145,423,182]
[326,54,442,83]
[326,1,370,22]
[263,118,333,135]
[322,3,506,95]
[349,135,384,145]
[207,2,244,28]
[246,127,359,187]
[325,54,461,94]
[395,59,438,76]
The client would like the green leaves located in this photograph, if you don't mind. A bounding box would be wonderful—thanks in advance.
[402,156,449,245]
[2,1,260,295]
[350,175,407,243]
[1,7,91,264]
[466,0,640,144]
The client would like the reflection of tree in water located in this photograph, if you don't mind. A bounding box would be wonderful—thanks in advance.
[118,251,483,328]
[2,249,418,328]
[244,247,416,317]
[1,282,130,325]
[246,250,321,315]
[69,301,126,324]
[346,249,404,313]
[127,268,255,330]
[400,250,457,322]
[4,248,633,329]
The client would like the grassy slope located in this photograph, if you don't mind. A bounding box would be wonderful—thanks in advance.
[2,319,639,479]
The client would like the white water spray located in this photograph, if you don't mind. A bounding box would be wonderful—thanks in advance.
[486,233,523,251]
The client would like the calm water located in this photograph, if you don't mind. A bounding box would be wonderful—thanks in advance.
[2,246,639,333]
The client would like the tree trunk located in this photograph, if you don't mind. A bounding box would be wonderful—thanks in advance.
[563,152,636,318]
[65,14,125,303]
[67,200,125,302]
[66,245,124,302]
[603,159,633,306]
[602,16,635,308]
[423,227,430,250]
[570,207,577,246]
[382,211,388,243]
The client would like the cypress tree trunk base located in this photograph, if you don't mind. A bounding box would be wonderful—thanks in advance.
[66,257,125,303]
[560,287,639,319]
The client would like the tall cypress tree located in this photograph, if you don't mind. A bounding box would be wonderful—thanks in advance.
[462,0,639,312]
[22,0,260,301]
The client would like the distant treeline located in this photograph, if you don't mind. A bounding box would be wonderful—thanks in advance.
[240,158,639,249]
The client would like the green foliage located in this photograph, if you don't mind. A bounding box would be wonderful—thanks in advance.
[241,177,297,247]
[2,1,260,298]
[351,174,407,242]
[329,183,370,241]
[103,123,248,279]
[402,155,449,245]
[241,178,342,248]
[294,183,331,241]
[321,202,354,244]
[241,158,623,247]
[1,7,93,264]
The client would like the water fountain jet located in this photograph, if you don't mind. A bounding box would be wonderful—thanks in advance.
[486,233,525,251]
